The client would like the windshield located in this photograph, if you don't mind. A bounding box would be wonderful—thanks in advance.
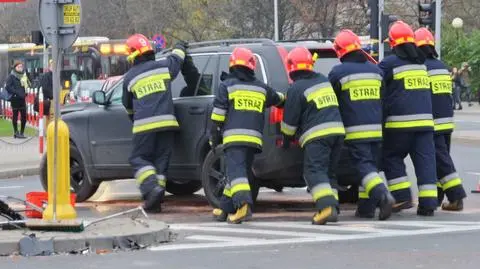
[74,80,104,97]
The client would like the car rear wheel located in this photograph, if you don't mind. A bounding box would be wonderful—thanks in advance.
[40,143,99,203]
[201,147,259,209]
[166,179,202,196]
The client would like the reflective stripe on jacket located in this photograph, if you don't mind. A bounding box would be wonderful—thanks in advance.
[210,73,284,151]
[328,61,384,143]
[281,72,345,148]
[122,49,184,134]
[378,55,434,132]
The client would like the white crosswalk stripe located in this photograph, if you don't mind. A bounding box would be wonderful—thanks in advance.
[149,220,480,251]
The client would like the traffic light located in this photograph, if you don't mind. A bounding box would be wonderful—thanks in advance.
[418,0,436,31]
[381,14,398,42]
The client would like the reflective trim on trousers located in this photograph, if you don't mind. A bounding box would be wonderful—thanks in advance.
[223,183,232,198]
[311,183,336,202]
[358,186,369,199]
[388,176,411,192]
[362,172,384,195]
[157,175,166,188]
[299,122,345,147]
[439,172,463,191]
[223,129,263,147]
[418,184,438,198]
[345,124,382,141]
[230,177,251,196]
[135,165,156,185]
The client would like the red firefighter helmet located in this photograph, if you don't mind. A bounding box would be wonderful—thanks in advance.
[333,29,362,59]
[229,47,256,70]
[125,34,153,63]
[414,27,435,47]
[286,47,314,74]
[388,21,415,48]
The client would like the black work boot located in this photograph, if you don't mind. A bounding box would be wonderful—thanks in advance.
[417,206,435,216]
[392,200,414,213]
[437,187,445,209]
[378,192,395,220]
[355,198,375,219]
[143,186,164,213]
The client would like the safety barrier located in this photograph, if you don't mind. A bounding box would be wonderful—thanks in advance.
[1,87,45,154]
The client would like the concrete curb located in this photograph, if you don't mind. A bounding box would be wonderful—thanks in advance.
[0,166,39,180]
[0,218,173,256]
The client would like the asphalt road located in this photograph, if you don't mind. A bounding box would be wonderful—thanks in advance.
[1,113,480,267]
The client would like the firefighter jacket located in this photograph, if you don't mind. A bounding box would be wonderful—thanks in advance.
[210,72,285,151]
[328,61,384,143]
[424,58,454,134]
[122,49,185,134]
[280,71,345,148]
[378,55,434,132]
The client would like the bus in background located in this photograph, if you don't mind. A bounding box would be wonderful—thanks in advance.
[0,36,136,104]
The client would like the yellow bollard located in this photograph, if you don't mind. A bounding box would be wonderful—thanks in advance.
[42,119,77,220]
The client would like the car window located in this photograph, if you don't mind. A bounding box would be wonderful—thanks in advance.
[219,54,265,83]
[313,58,341,77]
[172,55,216,97]
[108,81,123,104]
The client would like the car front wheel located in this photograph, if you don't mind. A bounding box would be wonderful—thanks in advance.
[40,143,99,202]
[201,146,259,209]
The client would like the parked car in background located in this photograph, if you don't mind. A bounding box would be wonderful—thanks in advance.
[65,79,105,105]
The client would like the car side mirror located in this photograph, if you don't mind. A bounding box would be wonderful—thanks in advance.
[92,90,108,105]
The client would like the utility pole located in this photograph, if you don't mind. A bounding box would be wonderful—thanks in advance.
[274,0,279,41]
[378,0,384,60]
[435,0,441,59]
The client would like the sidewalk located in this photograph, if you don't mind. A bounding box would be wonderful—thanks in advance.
[0,137,41,179]
[454,102,480,115]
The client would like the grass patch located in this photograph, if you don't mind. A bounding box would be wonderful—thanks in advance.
[0,118,37,137]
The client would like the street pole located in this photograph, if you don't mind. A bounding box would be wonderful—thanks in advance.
[274,0,279,41]
[43,39,48,73]
[51,4,60,222]
[378,0,384,61]
[435,0,442,59]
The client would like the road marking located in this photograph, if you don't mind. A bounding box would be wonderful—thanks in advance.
[466,172,480,176]
[150,221,480,251]
[0,186,23,190]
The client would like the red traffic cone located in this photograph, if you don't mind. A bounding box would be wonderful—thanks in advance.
[472,179,480,193]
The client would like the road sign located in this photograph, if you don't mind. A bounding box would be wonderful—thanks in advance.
[153,34,167,49]
[38,0,82,49]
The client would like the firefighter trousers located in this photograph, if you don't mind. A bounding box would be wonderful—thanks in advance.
[303,136,343,211]
[382,130,438,210]
[129,131,174,199]
[434,133,467,202]
[346,142,388,212]
[220,146,255,212]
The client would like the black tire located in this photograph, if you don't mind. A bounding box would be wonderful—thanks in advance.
[166,179,202,196]
[201,147,259,209]
[39,143,99,203]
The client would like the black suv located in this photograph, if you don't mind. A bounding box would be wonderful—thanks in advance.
[39,38,359,206]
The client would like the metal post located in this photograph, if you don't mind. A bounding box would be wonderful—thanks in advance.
[43,39,48,73]
[435,0,442,59]
[274,0,279,41]
[51,4,60,222]
[378,0,384,61]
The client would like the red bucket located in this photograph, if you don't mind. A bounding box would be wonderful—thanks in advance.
[25,192,76,218]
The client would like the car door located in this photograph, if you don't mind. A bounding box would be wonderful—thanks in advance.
[169,54,219,180]
[88,81,133,179]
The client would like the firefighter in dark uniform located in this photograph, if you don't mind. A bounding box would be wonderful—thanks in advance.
[378,21,438,216]
[210,47,285,224]
[414,27,467,211]
[281,47,346,225]
[328,30,395,220]
[122,34,187,213]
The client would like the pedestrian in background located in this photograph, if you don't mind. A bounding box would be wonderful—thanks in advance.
[458,62,473,107]
[5,61,28,139]
[34,59,54,135]
[451,67,462,110]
